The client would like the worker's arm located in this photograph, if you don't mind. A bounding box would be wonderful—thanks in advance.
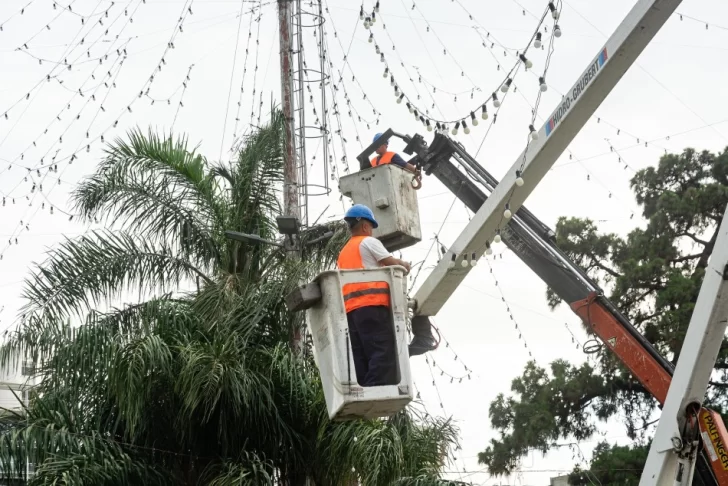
[390,153,417,174]
[379,256,411,274]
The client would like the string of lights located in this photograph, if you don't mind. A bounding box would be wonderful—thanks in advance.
[230,0,258,144]
[1,0,146,155]
[365,0,555,135]
[483,258,536,359]
[488,0,562,254]
[0,1,38,32]
[248,0,263,128]
[0,0,196,262]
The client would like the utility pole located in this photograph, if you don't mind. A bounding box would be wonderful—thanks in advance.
[277,0,299,223]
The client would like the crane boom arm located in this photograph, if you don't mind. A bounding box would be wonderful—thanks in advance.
[412,0,684,316]
[413,134,726,485]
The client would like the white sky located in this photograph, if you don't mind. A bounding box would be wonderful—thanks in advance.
[2,0,728,484]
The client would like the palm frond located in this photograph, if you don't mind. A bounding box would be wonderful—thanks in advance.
[20,230,211,324]
[200,451,275,486]
[72,137,223,267]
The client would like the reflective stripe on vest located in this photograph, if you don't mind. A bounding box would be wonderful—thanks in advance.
[337,235,391,313]
[370,152,395,167]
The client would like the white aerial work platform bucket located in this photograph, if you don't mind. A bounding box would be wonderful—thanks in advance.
[339,164,422,252]
[305,266,413,421]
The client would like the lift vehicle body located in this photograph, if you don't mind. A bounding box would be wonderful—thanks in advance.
[288,1,728,482]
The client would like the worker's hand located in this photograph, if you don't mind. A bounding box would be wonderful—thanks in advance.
[399,260,411,275]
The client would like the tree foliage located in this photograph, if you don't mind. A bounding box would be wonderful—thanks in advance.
[478,147,728,475]
[0,109,462,485]
[568,441,647,485]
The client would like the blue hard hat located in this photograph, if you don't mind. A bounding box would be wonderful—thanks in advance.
[373,132,386,145]
[345,204,378,228]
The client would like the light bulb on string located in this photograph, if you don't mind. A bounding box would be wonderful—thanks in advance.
[554,24,562,37]
[379,52,385,62]
[451,121,460,136]
[492,92,501,108]
[503,203,512,219]
[470,252,477,267]
[406,102,413,113]
[374,1,380,12]
[396,93,404,104]
[534,32,542,48]
[370,11,376,23]
[364,17,370,29]
[500,78,512,93]
[515,170,524,187]
[461,257,469,268]
[548,2,559,20]
[481,104,489,120]
[493,230,502,244]
[368,33,373,43]
[448,254,456,269]
[426,119,433,132]
[485,241,493,255]
[470,111,478,126]
[360,7,364,20]
[539,76,547,92]
[463,120,470,134]
[519,54,532,69]
[383,67,388,78]
[390,75,395,86]
[375,45,381,54]
[529,124,538,140]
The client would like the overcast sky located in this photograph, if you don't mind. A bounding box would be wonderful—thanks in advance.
[2,0,728,484]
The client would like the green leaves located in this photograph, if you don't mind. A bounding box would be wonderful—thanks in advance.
[1,110,461,485]
[483,146,728,476]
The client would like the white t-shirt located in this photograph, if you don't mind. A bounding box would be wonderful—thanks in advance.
[358,236,392,269]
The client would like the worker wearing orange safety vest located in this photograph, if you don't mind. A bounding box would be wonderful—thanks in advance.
[337,204,411,387]
[369,133,418,174]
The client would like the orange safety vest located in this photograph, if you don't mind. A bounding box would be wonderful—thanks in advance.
[337,236,391,313]
[370,152,396,168]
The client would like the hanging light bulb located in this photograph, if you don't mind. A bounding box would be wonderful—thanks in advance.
[529,124,539,140]
[426,119,433,132]
[360,7,364,20]
[503,203,512,219]
[379,52,385,62]
[368,33,373,43]
[463,120,470,134]
[390,75,395,86]
[500,78,512,93]
[519,54,533,69]
[470,252,478,267]
[435,122,442,132]
[448,254,456,269]
[548,2,559,20]
[370,11,376,23]
[375,45,380,54]
[374,1,380,13]
[413,109,419,120]
[396,93,404,104]
[470,111,478,126]
[534,32,542,48]
[494,230,502,244]
[364,17,370,29]
[481,104,489,120]
[451,121,460,136]
[554,24,562,37]
[461,256,469,268]
[485,241,493,255]
[515,170,524,187]
[492,92,501,108]
[406,102,413,113]
[383,67,388,78]
[539,76,548,92]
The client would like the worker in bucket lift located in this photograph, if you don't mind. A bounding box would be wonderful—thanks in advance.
[337,204,412,386]
[369,133,418,174]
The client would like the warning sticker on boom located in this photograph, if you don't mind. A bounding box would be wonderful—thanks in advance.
[701,409,728,470]
[545,47,609,138]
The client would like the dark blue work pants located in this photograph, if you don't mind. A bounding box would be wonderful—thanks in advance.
[346,305,399,387]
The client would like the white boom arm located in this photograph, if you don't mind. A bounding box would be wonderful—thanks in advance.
[639,205,728,485]
[413,0,683,317]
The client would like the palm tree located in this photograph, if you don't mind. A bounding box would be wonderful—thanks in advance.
[0,107,466,485]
